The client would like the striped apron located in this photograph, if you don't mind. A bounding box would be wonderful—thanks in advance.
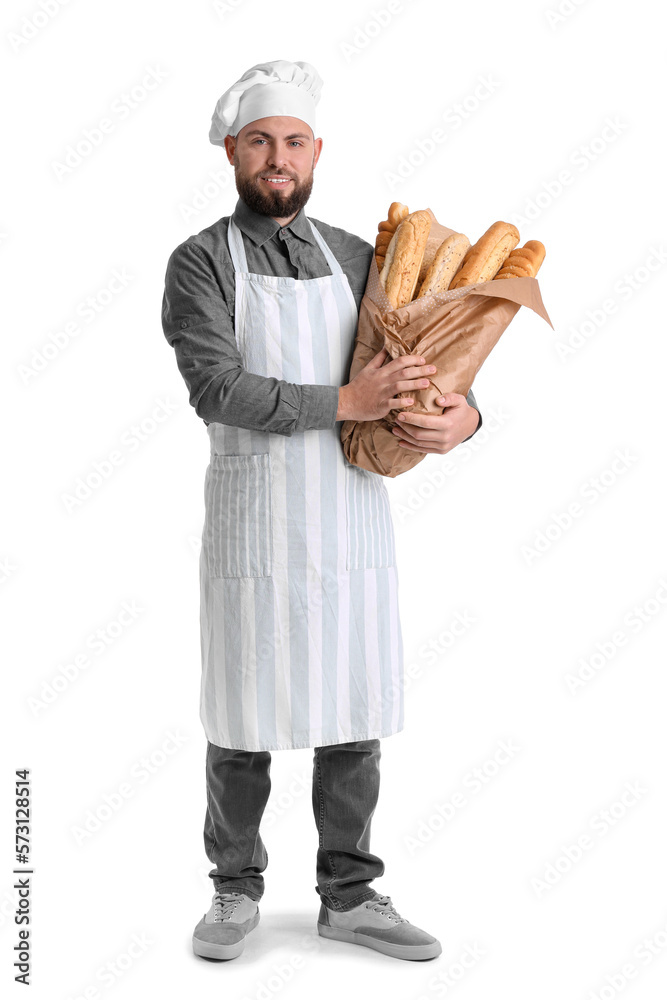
[199,215,404,751]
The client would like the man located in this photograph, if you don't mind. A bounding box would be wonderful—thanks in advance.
[161,59,482,964]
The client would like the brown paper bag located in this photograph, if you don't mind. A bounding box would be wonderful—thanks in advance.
[340,208,554,477]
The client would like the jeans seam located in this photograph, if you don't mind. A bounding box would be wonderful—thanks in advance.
[205,742,220,867]
[315,749,339,906]
[212,883,261,901]
[343,890,377,909]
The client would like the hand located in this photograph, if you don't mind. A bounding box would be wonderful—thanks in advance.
[390,392,480,455]
[337,347,437,422]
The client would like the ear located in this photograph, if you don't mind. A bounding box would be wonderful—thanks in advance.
[223,134,236,166]
[313,136,323,169]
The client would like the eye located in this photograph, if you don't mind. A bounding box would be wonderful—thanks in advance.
[251,139,302,147]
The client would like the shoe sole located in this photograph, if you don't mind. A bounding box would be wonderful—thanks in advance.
[193,910,260,960]
[317,921,441,961]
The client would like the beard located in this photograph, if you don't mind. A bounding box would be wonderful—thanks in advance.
[234,157,314,219]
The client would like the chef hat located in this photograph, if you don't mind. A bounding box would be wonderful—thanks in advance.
[209,59,323,146]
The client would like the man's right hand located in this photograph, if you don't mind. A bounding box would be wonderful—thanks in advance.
[336,347,436,422]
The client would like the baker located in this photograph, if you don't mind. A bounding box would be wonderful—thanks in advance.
[161,58,483,964]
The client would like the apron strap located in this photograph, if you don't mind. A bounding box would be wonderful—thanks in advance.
[306,217,343,276]
[227,215,344,277]
[227,216,248,273]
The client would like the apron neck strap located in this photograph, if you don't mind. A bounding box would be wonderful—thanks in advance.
[306,218,343,275]
[227,216,248,272]
[226,215,344,276]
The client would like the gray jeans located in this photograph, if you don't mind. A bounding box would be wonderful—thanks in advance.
[204,738,384,911]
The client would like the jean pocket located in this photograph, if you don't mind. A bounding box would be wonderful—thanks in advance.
[203,453,272,578]
[345,465,397,570]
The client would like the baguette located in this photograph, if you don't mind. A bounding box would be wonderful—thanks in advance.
[494,263,532,278]
[375,231,391,271]
[379,210,432,308]
[493,240,546,279]
[449,221,520,288]
[375,202,409,272]
[414,234,446,296]
[378,202,409,233]
[417,232,471,297]
[386,202,410,229]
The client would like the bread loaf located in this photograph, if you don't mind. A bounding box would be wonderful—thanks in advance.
[449,221,520,288]
[375,203,409,273]
[379,210,432,308]
[372,204,545,303]
[417,232,471,297]
[493,240,546,279]
[414,234,446,296]
[387,202,409,229]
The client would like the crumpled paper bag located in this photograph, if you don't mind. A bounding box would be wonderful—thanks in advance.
[340,208,554,478]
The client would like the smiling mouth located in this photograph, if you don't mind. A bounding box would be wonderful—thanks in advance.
[261,176,293,187]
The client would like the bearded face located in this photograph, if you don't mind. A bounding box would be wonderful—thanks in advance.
[227,117,321,222]
[233,156,314,219]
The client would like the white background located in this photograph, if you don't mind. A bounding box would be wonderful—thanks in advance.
[3,0,666,997]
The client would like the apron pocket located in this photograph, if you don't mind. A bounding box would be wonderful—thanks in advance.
[203,453,272,578]
[345,465,397,570]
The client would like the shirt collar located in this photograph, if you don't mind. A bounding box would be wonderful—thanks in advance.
[231,196,317,249]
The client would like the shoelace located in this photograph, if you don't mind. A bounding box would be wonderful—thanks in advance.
[213,891,243,922]
[366,895,408,924]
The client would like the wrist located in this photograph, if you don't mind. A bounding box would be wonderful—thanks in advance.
[336,386,349,421]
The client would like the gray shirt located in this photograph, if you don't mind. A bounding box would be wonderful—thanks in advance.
[161,195,482,439]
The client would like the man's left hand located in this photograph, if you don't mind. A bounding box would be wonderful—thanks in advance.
[391,393,480,455]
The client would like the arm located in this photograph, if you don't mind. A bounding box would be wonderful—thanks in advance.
[161,241,339,436]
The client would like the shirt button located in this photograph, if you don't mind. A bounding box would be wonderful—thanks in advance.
[180,320,188,328]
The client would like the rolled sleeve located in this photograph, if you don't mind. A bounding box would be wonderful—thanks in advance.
[462,387,482,442]
[297,383,340,432]
[161,241,339,435]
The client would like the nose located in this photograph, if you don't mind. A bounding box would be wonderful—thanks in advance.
[266,143,290,169]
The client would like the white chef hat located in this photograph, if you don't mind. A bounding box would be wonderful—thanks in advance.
[209,59,323,146]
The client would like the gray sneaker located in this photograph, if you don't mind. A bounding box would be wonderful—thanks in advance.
[192,891,260,960]
[317,894,441,961]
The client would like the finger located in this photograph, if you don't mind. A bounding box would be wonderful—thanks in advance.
[393,425,441,444]
[395,440,431,454]
[386,354,426,374]
[396,411,443,429]
[393,376,432,394]
[437,392,465,407]
[393,427,422,445]
[385,396,415,410]
[367,346,390,368]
